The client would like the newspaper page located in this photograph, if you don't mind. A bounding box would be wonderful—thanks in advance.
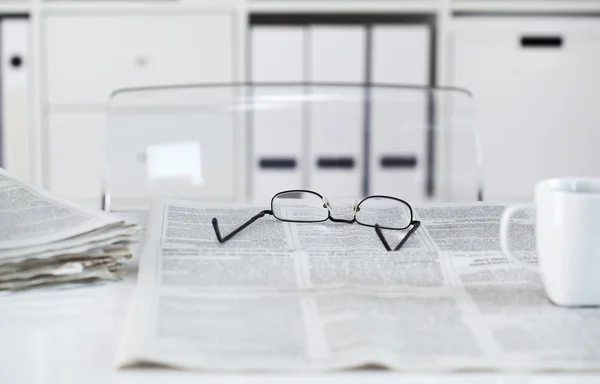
[117,198,600,372]
[0,168,127,251]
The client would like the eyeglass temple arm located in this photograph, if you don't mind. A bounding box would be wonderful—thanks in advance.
[374,224,392,251]
[393,221,421,251]
[375,221,422,252]
[212,210,273,243]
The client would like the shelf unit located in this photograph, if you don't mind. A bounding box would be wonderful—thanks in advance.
[2,0,599,205]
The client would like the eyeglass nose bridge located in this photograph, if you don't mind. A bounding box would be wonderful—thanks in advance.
[322,196,332,210]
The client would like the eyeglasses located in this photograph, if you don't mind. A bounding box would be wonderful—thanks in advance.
[212,190,421,251]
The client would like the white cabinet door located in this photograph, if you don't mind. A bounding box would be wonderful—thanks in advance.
[251,27,305,200]
[48,113,106,207]
[452,17,600,201]
[251,26,304,83]
[1,19,29,181]
[309,26,365,199]
[369,25,430,198]
[45,14,233,105]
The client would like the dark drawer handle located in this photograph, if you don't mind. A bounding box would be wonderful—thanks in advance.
[10,55,23,69]
[259,157,297,169]
[520,35,563,48]
[380,156,417,169]
[317,157,355,169]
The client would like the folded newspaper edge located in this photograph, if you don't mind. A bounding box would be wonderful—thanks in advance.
[0,168,141,291]
[115,198,600,373]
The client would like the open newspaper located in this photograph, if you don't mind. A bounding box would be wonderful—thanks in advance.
[117,198,600,372]
[0,168,140,290]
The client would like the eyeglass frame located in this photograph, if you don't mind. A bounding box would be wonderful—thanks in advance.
[212,189,421,251]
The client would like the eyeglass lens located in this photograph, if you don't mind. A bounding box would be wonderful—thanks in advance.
[272,191,328,222]
[355,196,412,229]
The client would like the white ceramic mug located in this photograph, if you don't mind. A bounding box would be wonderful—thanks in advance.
[500,178,600,307]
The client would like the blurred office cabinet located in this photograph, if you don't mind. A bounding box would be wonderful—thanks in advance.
[250,16,432,200]
[250,26,304,200]
[48,113,106,202]
[1,17,29,181]
[44,13,234,205]
[309,26,365,199]
[452,17,600,201]
[369,25,430,198]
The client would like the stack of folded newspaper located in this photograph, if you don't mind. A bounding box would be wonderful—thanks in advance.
[0,168,141,291]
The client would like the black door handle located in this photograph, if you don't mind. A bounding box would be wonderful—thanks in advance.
[380,156,417,169]
[520,35,563,48]
[259,157,297,169]
[317,157,355,169]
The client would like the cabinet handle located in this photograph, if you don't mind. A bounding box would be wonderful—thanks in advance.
[9,54,23,69]
[380,156,417,169]
[317,157,355,169]
[259,157,297,169]
[135,55,149,67]
[520,35,563,48]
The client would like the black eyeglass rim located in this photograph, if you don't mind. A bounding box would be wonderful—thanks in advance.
[356,195,414,230]
[270,189,329,223]
[269,189,414,229]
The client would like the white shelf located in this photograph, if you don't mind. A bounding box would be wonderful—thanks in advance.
[40,0,237,14]
[0,2,30,13]
[249,1,441,13]
[452,1,600,13]
[1,0,598,15]
[24,1,600,15]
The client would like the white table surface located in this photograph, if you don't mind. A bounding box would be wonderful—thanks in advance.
[1,211,599,384]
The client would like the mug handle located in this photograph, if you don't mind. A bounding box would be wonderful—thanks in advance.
[500,204,535,267]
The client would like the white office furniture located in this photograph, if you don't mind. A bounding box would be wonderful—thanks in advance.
[44,12,234,206]
[1,18,29,181]
[452,17,600,201]
[249,21,431,200]
[369,25,430,197]
[250,26,305,200]
[0,0,599,204]
[308,26,366,199]
[47,112,107,202]
[250,25,371,200]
